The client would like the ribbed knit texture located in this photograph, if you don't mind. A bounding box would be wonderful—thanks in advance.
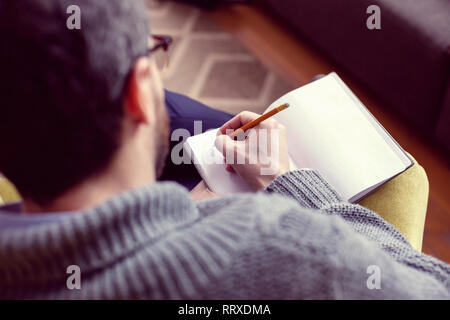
[0,170,448,299]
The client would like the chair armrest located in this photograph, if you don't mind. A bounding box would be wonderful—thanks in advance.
[358,154,428,251]
[0,178,21,204]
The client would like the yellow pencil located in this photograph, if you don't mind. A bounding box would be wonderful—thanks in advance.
[228,103,290,138]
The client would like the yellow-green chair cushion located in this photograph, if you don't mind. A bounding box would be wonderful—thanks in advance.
[358,154,428,252]
[0,178,21,205]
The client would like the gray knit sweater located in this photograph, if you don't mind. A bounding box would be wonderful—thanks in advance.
[0,170,449,299]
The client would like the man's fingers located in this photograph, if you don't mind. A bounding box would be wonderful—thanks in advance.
[225,164,235,172]
[218,111,261,135]
[214,133,234,156]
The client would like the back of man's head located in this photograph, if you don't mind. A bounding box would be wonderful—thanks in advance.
[0,0,149,204]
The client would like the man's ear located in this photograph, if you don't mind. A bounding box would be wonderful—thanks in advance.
[124,57,153,124]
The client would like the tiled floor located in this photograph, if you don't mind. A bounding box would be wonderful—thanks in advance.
[147,0,293,114]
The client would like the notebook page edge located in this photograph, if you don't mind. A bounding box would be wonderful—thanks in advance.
[330,72,413,169]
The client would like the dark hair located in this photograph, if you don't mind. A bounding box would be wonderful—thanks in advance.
[0,0,149,204]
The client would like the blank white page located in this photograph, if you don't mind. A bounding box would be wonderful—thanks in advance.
[267,73,408,201]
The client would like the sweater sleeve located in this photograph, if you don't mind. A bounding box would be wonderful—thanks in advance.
[265,170,450,289]
[265,169,343,209]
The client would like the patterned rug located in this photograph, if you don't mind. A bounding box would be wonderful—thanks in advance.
[147,0,294,115]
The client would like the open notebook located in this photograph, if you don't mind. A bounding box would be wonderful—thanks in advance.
[183,73,413,203]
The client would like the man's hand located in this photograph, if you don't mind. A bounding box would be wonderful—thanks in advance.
[190,180,219,201]
[214,111,290,191]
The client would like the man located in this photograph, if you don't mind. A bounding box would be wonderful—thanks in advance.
[0,0,448,299]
